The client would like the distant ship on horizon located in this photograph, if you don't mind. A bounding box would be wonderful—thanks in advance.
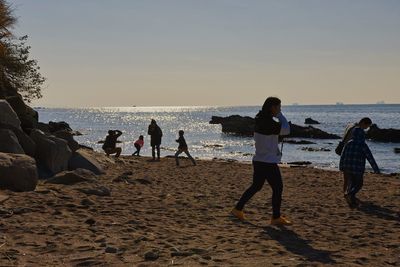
[336,102,344,106]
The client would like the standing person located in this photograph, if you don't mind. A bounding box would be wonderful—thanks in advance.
[231,97,292,226]
[339,127,380,208]
[336,117,373,193]
[102,130,123,157]
[175,130,196,166]
[148,119,163,161]
[132,135,144,156]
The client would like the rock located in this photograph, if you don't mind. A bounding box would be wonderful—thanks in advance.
[210,115,255,136]
[48,121,73,133]
[203,144,224,148]
[53,130,80,152]
[36,122,50,133]
[0,129,25,154]
[367,124,400,143]
[144,250,159,261]
[5,95,38,132]
[287,161,312,166]
[68,149,104,175]
[0,152,38,192]
[0,123,36,157]
[0,99,21,130]
[394,148,400,154]
[289,123,340,139]
[46,169,95,185]
[30,129,72,174]
[301,147,331,152]
[305,118,320,124]
[85,218,96,226]
[78,186,111,197]
[105,247,118,254]
[210,115,340,139]
[285,139,316,145]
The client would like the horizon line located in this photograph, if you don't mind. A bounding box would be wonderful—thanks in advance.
[32,103,400,109]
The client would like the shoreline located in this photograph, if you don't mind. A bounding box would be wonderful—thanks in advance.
[1,150,399,266]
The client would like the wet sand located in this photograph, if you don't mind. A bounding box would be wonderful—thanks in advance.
[0,150,399,266]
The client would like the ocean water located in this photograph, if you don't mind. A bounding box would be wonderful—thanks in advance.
[37,105,400,173]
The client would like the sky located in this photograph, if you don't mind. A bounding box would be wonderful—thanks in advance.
[11,0,400,107]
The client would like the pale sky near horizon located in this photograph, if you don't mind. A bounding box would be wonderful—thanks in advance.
[11,0,400,107]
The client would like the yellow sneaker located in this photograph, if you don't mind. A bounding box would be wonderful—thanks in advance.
[271,216,292,226]
[231,208,245,221]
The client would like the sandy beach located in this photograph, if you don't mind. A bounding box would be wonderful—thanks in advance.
[0,149,399,266]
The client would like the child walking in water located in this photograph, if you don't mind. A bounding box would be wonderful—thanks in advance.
[231,97,292,226]
[175,130,196,166]
[132,135,144,156]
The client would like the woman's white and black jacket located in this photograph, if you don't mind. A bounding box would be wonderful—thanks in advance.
[253,112,290,164]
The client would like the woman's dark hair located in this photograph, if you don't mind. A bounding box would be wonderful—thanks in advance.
[139,135,144,140]
[179,130,184,136]
[359,117,372,125]
[262,97,281,114]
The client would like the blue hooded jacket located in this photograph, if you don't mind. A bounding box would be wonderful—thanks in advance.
[339,127,380,176]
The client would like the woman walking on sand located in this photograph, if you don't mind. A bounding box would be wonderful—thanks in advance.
[231,97,292,226]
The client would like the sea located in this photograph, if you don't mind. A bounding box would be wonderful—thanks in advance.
[37,104,400,173]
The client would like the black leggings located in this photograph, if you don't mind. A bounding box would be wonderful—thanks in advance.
[152,144,160,159]
[132,144,141,156]
[235,161,283,219]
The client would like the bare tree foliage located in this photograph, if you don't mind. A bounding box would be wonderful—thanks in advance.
[0,0,45,102]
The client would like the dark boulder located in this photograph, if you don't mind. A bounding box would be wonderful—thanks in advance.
[285,139,316,145]
[0,129,25,154]
[394,148,400,154]
[68,149,104,175]
[210,115,255,136]
[289,123,340,139]
[301,147,331,152]
[210,115,340,139]
[5,95,38,132]
[53,130,80,152]
[0,152,38,192]
[0,100,21,130]
[30,129,72,174]
[305,118,320,125]
[366,124,400,143]
[0,123,36,156]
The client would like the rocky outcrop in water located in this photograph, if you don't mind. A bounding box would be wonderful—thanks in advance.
[305,118,320,125]
[366,124,400,143]
[210,115,340,139]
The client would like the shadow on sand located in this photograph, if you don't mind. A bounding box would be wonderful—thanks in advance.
[358,201,400,222]
[262,226,336,264]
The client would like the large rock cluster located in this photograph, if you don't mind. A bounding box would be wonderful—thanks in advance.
[210,115,340,139]
[0,93,103,192]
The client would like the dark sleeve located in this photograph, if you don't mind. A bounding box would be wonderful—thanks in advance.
[148,126,152,135]
[115,130,122,137]
[158,127,163,137]
[270,120,282,135]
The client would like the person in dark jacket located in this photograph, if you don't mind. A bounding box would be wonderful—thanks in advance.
[231,97,292,226]
[337,118,373,194]
[102,130,122,157]
[175,130,196,166]
[148,120,163,161]
[339,127,380,208]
